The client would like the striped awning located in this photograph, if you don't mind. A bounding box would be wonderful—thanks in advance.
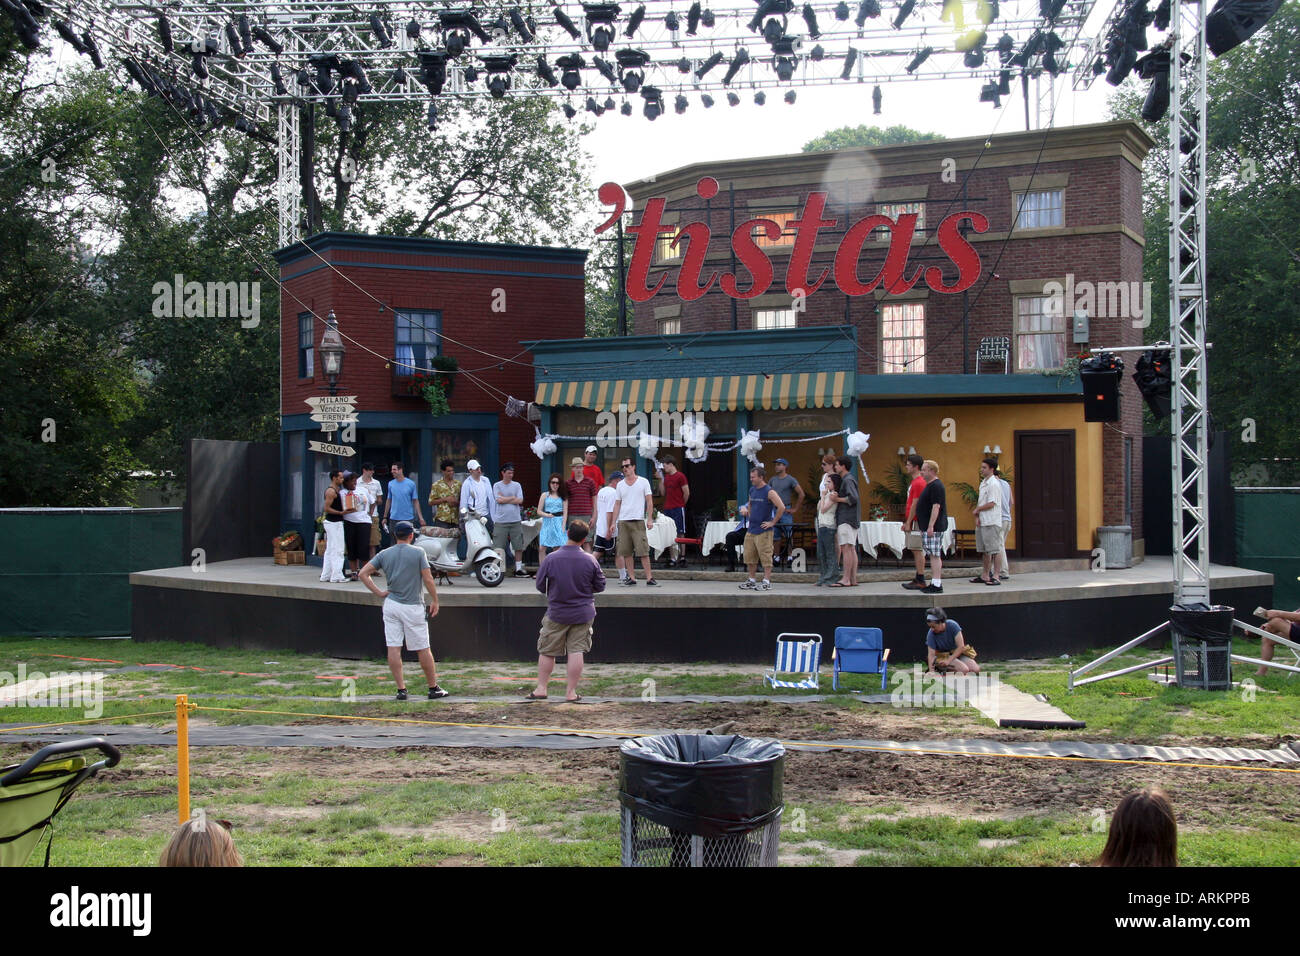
[535,372,853,411]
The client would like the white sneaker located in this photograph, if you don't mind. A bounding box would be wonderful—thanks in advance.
[738,580,758,590]
[757,580,772,591]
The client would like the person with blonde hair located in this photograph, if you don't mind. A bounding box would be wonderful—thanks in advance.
[159,818,243,867]
[1099,787,1178,867]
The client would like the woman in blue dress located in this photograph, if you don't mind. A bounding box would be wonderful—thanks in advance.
[536,473,569,562]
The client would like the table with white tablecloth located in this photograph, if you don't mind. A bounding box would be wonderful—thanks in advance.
[702,520,744,561]
[856,518,957,559]
[646,512,680,558]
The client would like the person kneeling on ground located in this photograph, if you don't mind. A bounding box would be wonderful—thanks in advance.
[924,607,979,674]
[159,818,242,867]
[1098,786,1178,867]
[1255,607,1300,677]
[527,519,605,703]
[358,520,449,701]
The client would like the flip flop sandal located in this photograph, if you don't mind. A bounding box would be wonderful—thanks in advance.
[563,695,584,703]
[523,692,548,700]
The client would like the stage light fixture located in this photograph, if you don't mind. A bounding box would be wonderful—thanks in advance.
[427,100,439,129]
[337,103,352,132]
[810,43,825,60]
[1153,0,1171,30]
[563,101,577,118]
[872,83,881,113]
[594,55,618,84]
[802,3,821,36]
[774,54,796,80]
[605,96,616,109]
[762,17,784,44]
[584,3,620,51]
[998,67,1010,94]
[641,85,664,119]
[840,46,857,79]
[617,48,649,89]
[664,10,680,31]
[1136,46,1170,121]
[440,9,491,55]
[407,19,422,40]
[155,12,173,53]
[1039,0,1066,19]
[964,46,985,67]
[701,93,714,106]
[727,90,740,105]
[1207,0,1283,56]
[586,95,604,114]
[784,89,796,103]
[978,81,1001,106]
[463,64,480,82]
[191,52,208,79]
[905,46,932,72]
[892,0,916,29]
[722,47,750,84]
[835,1,850,19]
[996,32,1014,60]
[702,9,716,26]
[81,30,103,69]
[687,1,702,33]
[339,59,373,94]
[392,65,409,86]
[418,50,449,95]
[857,0,882,26]
[677,56,692,72]
[510,7,535,41]
[270,63,288,96]
[224,22,242,56]
[621,100,633,114]
[554,5,582,38]
[754,90,766,104]
[695,50,723,78]
[557,53,586,90]
[483,53,517,98]
[675,93,688,113]
[626,4,646,35]
[54,19,86,54]
[252,26,284,54]
[1105,42,1137,85]
[537,55,559,86]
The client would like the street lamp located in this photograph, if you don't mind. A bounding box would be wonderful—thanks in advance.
[319,310,345,396]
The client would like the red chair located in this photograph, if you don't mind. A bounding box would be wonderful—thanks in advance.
[671,515,708,567]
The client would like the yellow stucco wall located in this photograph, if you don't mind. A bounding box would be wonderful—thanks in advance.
[855,403,1104,551]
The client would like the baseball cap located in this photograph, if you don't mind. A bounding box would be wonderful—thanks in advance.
[393,520,415,537]
[571,457,585,467]
[775,457,789,465]
[466,459,481,471]
[340,470,354,479]
[585,444,598,454]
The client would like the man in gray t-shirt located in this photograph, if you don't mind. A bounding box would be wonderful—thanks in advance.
[492,462,528,577]
[359,521,449,701]
[768,458,804,569]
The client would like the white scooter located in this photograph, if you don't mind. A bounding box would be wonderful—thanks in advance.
[412,508,504,587]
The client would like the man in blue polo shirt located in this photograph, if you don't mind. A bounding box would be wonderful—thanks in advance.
[383,461,424,532]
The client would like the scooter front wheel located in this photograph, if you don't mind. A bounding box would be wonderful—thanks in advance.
[475,558,505,587]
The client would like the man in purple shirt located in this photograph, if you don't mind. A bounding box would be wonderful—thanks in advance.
[526,520,606,703]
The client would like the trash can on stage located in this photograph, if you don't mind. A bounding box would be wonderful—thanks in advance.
[618,734,785,867]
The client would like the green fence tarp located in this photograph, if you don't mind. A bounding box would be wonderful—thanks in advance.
[0,509,182,636]
[1235,492,1295,610]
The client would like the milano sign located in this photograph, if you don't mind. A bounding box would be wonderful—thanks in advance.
[597,176,988,302]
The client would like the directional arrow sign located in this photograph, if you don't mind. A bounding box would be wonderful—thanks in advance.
[309,408,359,423]
[305,395,358,406]
[309,440,356,457]
[318,421,338,433]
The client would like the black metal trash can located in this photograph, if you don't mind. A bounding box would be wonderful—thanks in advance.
[1169,604,1235,690]
[618,734,785,867]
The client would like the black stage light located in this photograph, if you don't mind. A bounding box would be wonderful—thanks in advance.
[998,67,1010,94]
[688,1,702,33]
[1039,0,1066,19]
[1207,0,1282,56]
[675,93,688,113]
[978,81,1001,106]
[554,6,582,38]
[802,3,821,36]
[462,65,479,82]
[774,54,796,80]
[584,3,620,51]
[695,50,723,78]
[427,100,439,130]
[1132,349,1171,418]
[594,55,618,84]
[392,65,408,85]
[702,9,716,26]
[996,32,1014,60]
[191,52,208,78]
[857,0,882,26]
[336,103,352,132]
[271,62,288,95]
[1105,42,1137,85]
[55,19,86,54]
[621,100,633,114]
[339,58,373,94]
[964,46,985,67]
[156,11,173,53]
[762,18,784,44]
[82,30,103,68]
[369,14,393,48]
[905,46,932,72]
[626,4,646,35]
[784,89,796,103]
[677,56,692,72]
[723,47,750,84]
[238,14,255,53]
[586,96,604,114]
[252,26,284,54]
[665,11,680,31]
[225,22,242,55]
[510,7,535,41]
[892,0,916,29]
[754,90,766,104]
[840,46,857,79]
[558,53,586,90]
[727,90,740,105]
[418,50,448,94]
[407,19,422,40]
[605,96,616,109]
[1153,0,1171,30]
[484,53,517,98]
[641,85,663,119]
[872,84,881,113]
[835,1,850,19]
[701,92,714,106]
[1136,46,1170,121]
[563,101,577,118]
[537,55,559,86]
[810,43,825,59]
[617,47,649,89]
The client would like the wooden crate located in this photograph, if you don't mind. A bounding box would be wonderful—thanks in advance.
[274,550,305,565]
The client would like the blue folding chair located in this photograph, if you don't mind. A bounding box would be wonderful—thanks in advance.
[765,633,823,690]
[832,627,890,691]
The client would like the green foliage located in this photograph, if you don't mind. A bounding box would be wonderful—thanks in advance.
[422,380,451,419]
[869,459,911,513]
[802,124,945,152]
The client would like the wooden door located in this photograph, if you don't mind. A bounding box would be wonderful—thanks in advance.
[1015,430,1076,558]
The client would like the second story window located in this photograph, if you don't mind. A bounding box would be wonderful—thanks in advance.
[881,302,926,373]
[298,312,314,378]
[876,201,925,241]
[1015,189,1064,229]
[1016,295,1066,370]
[750,211,796,249]
[658,316,681,335]
[395,310,441,375]
[754,308,796,330]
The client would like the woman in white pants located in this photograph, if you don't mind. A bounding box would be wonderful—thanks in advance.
[319,470,348,583]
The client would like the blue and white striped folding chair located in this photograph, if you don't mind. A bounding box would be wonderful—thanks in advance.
[765,633,823,690]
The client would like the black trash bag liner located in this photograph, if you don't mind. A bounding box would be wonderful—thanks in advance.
[1169,604,1235,645]
[618,734,784,838]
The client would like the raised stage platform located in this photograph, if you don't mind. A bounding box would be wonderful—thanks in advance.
[130,558,1273,664]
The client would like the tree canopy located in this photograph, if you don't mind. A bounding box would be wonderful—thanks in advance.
[802,124,945,152]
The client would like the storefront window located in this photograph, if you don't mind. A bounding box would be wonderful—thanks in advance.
[286,434,303,521]
[752,409,844,434]
[435,430,488,473]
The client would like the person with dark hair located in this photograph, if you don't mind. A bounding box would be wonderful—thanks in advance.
[359,462,383,559]
[610,459,658,586]
[1099,787,1178,867]
[359,520,449,701]
[341,471,372,580]
[769,458,804,570]
[815,466,841,587]
[658,456,690,567]
[537,473,569,562]
[832,456,860,587]
[383,461,424,531]
[739,464,785,591]
[971,457,1004,586]
[527,519,605,703]
[924,607,978,674]
[319,469,348,584]
[901,452,929,590]
[428,459,461,530]
[493,462,528,577]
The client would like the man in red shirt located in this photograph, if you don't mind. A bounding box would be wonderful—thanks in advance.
[659,456,690,567]
[901,453,930,590]
[565,457,598,553]
[582,445,605,489]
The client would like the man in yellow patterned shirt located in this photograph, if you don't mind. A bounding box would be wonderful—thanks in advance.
[428,459,462,529]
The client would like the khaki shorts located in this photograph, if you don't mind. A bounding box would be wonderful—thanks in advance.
[616,520,649,557]
[836,523,858,547]
[370,515,382,546]
[743,529,773,568]
[977,525,1002,553]
[538,615,594,656]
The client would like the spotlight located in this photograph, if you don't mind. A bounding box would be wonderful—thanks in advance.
[626,4,646,35]
[810,44,825,60]
[754,90,766,104]
[1092,55,1105,74]
[252,26,284,54]
[722,47,750,84]
[490,15,510,41]
[557,53,586,90]
[563,101,577,118]
[617,48,649,89]
[392,65,409,86]
[1153,0,1171,30]
[55,19,86,54]
[1136,46,1170,121]
[687,1,702,33]
[312,53,339,94]
[337,103,352,133]
[418,50,448,94]
[586,95,604,114]
[774,55,796,80]
[998,67,1010,94]
[594,55,618,84]
[510,7,535,41]
[677,57,692,72]
[996,32,1014,61]
[271,62,288,96]
[1105,42,1137,85]
[763,18,784,44]
[701,9,715,26]
[224,22,242,56]
[440,9,491,53]
[463,65,479,82]
[784,89,796,103]
[834,1,850,19]
[905,46,932,72]
[584,3,620,51]
[857,0,882,26]
[427,100,439,130]
[695,50,723,78]
[664,11,680,31]
[872,83,881,113]
[727,91,739,105]
[156,12,173,53]
[553,6,581,38]
[1039,0,1066,19]
[840,46,857,79]
[82,30,103,69]
[191,52,208,78]
[537,55,559,86]
[892,0,916,28]
[338,59,373,94]
[621,100,632,114]
[406,19,422,40]
[233,14,253,54]
[701,93,714,106]
[641,85,664,119]
[964,46,985,67]
[605,96,616,109]
[675,93,688,113]
[802,3,821,36]
[483,53,517,98]
[749,0,792,32]
[979,81,1001,107]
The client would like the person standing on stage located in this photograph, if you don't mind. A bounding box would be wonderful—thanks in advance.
[658,456,690,567]
[594,471,623,573]
[915,459,948,594]
[739,465,785,591]
[428,459,462,530]
[832,456,861,588]
[901,453,929,590]
[996,466,1013,580]
[768,458,804,570]
[383,461,424,534]
[610,459,658,587]
[359,520,449,700]
[341,471,373,580]
[582,445,605,490]
[492,462,528,577]
[526,520,606,703]
[319,470,348,584]
[459,459,493,525]
[566,457,598,553]
[359,462,384,560]
[971,457,1004,586]
[536,473,569,563]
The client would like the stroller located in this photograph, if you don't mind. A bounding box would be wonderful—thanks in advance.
[0,738,120,866]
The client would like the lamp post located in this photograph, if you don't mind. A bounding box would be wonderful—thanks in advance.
[319,310,345,396]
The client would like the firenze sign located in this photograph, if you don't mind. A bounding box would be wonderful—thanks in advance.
[597,176,989,304]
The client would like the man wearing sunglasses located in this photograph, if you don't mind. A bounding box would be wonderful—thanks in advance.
[608,459,658,587]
